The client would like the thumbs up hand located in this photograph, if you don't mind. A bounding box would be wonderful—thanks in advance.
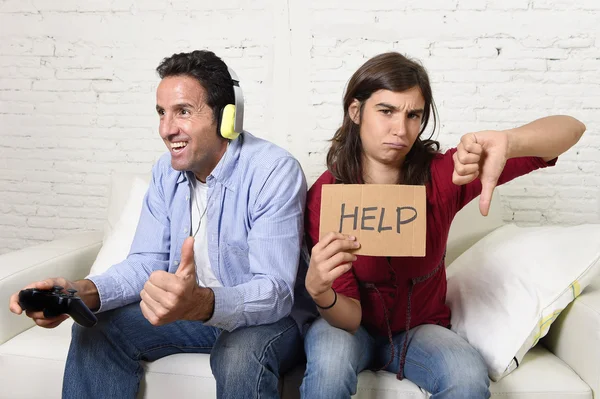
[175,236,197,280]
[452,131,509,216]
[140,237,214,325]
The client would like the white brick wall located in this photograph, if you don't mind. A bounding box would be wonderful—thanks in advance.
[1,0,598,254]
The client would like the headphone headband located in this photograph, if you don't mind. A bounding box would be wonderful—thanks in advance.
[227,67,244,134]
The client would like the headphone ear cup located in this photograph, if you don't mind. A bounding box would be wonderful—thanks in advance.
[220,104,239,140]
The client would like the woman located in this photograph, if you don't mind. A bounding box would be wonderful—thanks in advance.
[300,52,585,399]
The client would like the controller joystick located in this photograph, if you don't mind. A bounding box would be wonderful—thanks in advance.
[18,286,97,328]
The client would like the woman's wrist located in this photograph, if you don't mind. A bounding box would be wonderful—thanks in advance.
[313,287,337,310]
[504,128,524,159]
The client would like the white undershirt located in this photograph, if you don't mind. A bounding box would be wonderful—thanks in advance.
[190,178,222,288]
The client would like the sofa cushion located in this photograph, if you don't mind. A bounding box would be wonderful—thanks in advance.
[446,223,600,381]
[281,345,591,399]
[446,193,504,265]
[88,175,150,277]
[490,346,591,399]
[281,365,429,398]
[0,319,216,398]
[0,320,591,399]
[105,173,151,240]
[140,353,216,399]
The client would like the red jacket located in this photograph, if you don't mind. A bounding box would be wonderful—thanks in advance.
[306,148,555,337]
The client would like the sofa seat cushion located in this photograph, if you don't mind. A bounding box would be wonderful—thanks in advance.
[0,319,216,398]
[282,347,591,399]
[490,345,591,398]
[140,352,216,398]
[0,320,73,398]
[0,320,592,399]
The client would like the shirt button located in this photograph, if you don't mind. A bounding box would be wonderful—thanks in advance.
[174,261,179,266]
[185,195,189,201]
[184,228,188,234]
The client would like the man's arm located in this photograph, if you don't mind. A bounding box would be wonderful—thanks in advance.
[74,279,100,311]
[89,157,172,312]
[9,277,100,328]
[9,156,173,325]
[138,236,216,326]
[204,156,307,331]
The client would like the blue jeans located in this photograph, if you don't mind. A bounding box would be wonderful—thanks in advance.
[300,318,490,399]
[62,302,303,399]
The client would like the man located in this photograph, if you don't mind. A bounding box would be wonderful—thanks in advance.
[9,50,314,398]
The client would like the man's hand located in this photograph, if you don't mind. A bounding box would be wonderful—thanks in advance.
[140,236,214,326]
[9,278,78,329]
[452,130,509,216]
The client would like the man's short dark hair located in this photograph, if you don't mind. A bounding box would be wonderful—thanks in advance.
[156,50,235,123]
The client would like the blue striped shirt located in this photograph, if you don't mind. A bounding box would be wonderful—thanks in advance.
[89,132,313,331]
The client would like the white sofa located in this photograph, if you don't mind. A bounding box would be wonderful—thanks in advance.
[1,173,599,399]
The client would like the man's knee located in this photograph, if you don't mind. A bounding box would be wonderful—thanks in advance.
[210,317,300,378]
[69,303,146,355]
[70,313,108,345]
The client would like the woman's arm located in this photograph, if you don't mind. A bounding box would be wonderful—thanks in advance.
[311,284,362,333]
[506,115,586,161]
[453,115,586,216]
[305,174,364,333]
[306,232,363,333]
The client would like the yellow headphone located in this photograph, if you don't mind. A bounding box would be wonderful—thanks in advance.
[219,67,244,140]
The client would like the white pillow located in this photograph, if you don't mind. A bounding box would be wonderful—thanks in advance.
[88,177,150,277]
[446,223,600,382]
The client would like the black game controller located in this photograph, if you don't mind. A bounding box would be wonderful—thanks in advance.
[18,285,97,327]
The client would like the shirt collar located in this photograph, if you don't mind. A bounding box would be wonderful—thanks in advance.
[175,133,244,190]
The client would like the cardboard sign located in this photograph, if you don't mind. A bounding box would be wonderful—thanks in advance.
[319,184,426,257]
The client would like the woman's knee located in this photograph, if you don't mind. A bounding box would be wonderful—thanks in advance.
[406,325,490,398]
[305,318,366,366]
[434,341,490,398]
[301,318,369,397]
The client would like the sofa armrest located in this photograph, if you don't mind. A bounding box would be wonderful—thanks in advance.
[542,275,600,396]
[0,231,103,345]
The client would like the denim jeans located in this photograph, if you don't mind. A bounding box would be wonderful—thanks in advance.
[300,317,490,399]
[62,302,303,399]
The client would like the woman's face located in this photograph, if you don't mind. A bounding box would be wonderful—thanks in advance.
[350,87,425,169]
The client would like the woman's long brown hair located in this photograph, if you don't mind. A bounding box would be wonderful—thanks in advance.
[327,52,440,185]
